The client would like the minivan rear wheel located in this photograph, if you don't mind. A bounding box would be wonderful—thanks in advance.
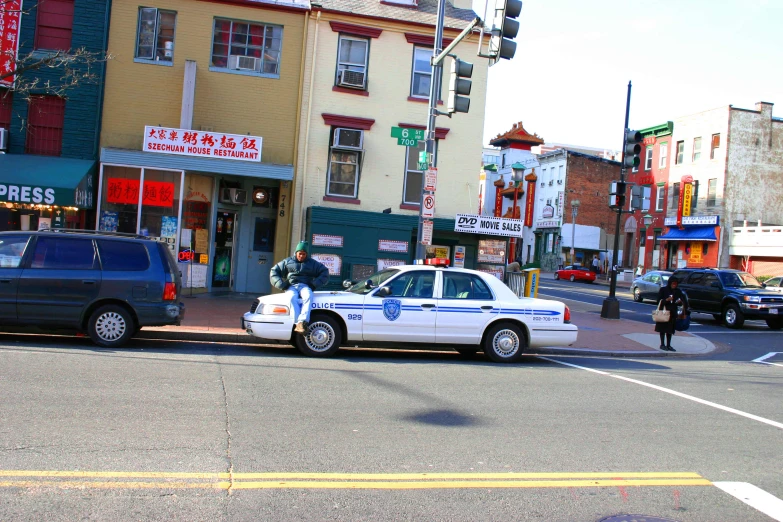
[88,305,135,347]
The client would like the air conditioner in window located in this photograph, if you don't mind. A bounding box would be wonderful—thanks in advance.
[0,128,7,151]
[229,55,260,72]
[333,128,363,149]
[338,69,366,89]
[219,188,249,205]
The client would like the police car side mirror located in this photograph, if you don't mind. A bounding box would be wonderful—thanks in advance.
[364,280,375,289]
[342,279,354,288]
[377,286,391,297]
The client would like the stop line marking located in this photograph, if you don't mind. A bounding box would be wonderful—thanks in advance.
[539,357,783,431]
[714,482,783,521]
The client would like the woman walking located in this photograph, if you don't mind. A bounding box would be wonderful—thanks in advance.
[655,276,687,352]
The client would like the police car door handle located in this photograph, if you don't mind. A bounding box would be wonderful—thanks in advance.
[481,306,494,311]
[421,303,436,309]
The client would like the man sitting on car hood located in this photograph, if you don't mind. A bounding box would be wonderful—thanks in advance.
[270,241,330,334]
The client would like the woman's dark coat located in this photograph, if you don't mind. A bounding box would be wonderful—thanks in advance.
[655,283,688,334]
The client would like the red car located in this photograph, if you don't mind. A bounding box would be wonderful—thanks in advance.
[555,265,596,283]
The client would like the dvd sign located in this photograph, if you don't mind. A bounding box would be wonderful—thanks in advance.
[454,213,524,238]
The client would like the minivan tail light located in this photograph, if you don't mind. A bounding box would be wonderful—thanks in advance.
[163,282,177,301]
[564,305,571,323]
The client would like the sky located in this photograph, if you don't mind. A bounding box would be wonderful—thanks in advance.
[473,0,783,150]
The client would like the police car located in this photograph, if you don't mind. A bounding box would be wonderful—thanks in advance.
[242,260,578,363]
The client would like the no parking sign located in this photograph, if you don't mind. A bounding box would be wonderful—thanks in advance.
[422,194,435,218]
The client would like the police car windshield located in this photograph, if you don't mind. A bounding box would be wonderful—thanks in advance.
[347,269,400,294]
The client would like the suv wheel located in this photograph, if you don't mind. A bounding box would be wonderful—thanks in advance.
[766,317,783,330]
[633,288,643,302]
[88,305,135,347]
[722,303,745,329]
[295,314,342,357]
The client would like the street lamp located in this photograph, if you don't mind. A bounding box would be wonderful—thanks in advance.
[570,199,580,265]
[508,162,525,263]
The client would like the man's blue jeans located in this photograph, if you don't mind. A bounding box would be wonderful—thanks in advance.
[286,283,313,324]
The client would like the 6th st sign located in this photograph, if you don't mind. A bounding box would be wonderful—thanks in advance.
[390,126,425,147]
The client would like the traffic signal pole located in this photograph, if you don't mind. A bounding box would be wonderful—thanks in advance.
[600,81,632,319]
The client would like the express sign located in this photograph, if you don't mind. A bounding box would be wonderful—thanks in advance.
[454,213,524,238]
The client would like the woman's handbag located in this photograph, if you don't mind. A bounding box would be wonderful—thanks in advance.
[675,312,691,331]
[652,300,671,323]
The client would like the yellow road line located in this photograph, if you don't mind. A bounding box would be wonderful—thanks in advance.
[0,470,705,480]
[0,478,713,490]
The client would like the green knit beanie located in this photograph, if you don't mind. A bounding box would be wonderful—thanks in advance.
[295,241,309,253]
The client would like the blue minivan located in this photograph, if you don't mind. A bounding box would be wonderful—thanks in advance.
[0,230,184,347]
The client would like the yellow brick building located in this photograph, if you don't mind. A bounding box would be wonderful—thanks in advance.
[99,0,308,293]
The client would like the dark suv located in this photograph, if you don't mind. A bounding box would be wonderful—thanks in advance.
[0,230,184,347]
[671,268,783,330]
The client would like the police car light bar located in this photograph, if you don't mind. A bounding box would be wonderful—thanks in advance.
[424,258,450,267]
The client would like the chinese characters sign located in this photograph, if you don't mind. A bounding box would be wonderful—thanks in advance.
[0,0,22,85]
[106,178,175,207]
[524,179,536,227]
[143,126,263,162]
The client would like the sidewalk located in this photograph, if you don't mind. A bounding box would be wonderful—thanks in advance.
[138,291,716,357]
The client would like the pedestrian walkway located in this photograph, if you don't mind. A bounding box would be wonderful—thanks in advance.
[138,291,716,357]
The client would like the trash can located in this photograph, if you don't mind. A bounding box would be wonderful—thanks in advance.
[623,269,634,282]
[523,268,540,298]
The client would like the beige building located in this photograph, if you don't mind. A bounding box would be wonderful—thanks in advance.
[291,0,490,284]
[98,0,308,293]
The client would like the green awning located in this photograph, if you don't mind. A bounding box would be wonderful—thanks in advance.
[0,154,96,209]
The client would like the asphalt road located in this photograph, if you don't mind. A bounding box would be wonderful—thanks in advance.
[1,332,782,521]
[538,277,783,361]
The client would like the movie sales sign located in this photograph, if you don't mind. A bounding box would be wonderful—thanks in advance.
[454,214,523,238]
[0,0,22,85]
[143,126,263,162]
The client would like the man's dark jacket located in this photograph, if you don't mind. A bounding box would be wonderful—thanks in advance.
[270,256,330,291]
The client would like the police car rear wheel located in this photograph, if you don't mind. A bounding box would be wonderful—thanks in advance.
[483,322,526,363]
[295,314,342,357]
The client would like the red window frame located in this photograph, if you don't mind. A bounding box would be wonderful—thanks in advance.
[26,95,65,156]
[0,90,12,130]
[35,0,75,51]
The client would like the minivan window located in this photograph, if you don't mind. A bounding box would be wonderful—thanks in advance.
[30,237,97,270]
[97,240,150,271]
[0,235,31,268]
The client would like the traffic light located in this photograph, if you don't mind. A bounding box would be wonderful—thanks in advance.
[489,0,523,62]
[447,57,473,114]
[609,181,627,208]
[623,129,642,169]
[631,185,651,211]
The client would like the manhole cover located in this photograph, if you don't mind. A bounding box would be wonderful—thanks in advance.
[598,515,679,522]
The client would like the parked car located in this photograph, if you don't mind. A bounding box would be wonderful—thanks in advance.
[630,270,673,302]
[554,265,596,283]
[761,276,783,293]
[671,268,783,330]
[0,230,184,347]
[242,262,578,363]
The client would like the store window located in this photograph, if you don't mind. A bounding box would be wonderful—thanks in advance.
[35,0,74,51]
[135,7,177,63]
[100,165,141,233]
[139,169,181,242]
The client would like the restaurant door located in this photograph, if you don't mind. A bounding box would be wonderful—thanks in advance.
[212,210,238,289]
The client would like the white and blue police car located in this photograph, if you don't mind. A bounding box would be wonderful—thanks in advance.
[242,260,578,363]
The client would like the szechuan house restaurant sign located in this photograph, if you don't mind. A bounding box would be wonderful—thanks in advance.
[106,179,175,207]
[143,126,263,162]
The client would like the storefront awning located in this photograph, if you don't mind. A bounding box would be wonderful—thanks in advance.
[0,154,96,208]
[660,225,717,241]
[101,148,294,181]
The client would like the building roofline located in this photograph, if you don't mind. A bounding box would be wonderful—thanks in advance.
[312,4,476,32]
[639,121,673,137]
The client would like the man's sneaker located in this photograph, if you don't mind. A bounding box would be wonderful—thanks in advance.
[294,322,306,333]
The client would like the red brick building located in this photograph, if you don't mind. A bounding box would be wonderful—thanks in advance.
[624,122,673,272]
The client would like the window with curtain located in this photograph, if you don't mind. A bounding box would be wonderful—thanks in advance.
[35,0,74,51]
[25,96,65,156]
[135,8,177,63]
[410,47,432,98]
[710,134,720,159]
[211,19,283,76]
[675,141,684,164]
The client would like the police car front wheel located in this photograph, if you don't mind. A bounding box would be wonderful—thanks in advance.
[295,314,342,357]
[483,322,527,363]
